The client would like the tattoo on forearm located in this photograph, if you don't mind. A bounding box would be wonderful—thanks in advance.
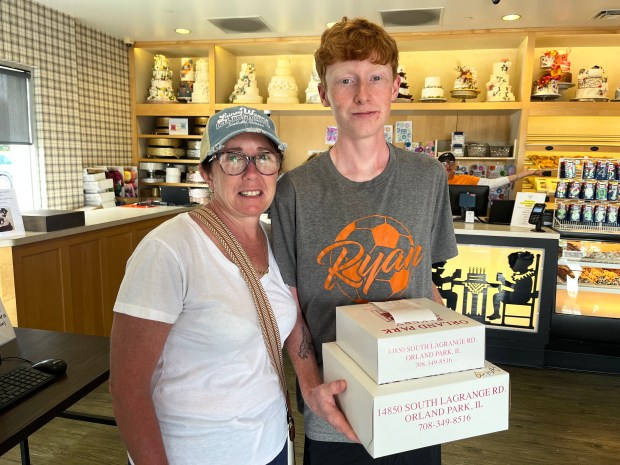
[298,326,314,359]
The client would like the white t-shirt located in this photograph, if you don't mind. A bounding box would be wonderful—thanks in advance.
[114,213,297,465]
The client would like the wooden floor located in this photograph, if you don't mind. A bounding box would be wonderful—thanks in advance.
[1,361,619,465]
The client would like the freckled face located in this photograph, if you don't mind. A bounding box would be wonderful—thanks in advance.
[318,60,399,142]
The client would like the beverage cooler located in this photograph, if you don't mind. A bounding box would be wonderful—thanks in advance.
[548,157,620,374]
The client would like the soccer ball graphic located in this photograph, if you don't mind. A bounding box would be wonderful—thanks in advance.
[329,215,415,303]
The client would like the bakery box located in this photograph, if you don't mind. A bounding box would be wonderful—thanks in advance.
[22,210,85,232]
[336,298,485,384]
[323,342,509,459]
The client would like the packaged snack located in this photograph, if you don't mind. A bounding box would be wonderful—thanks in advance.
[555,180,568,199]
[567,181,582,199]
[606,204,618,224]
[568,202,582,222]
[595,160,607,180]
[581,180,595,200]
[594,203,607,223]
[560,159,576,179]
[608,181,618,201]
[595,181,608,201]
[606,161,617,181]
[555,201,568,221]
[582,203,594,223]
[582,160,596,180]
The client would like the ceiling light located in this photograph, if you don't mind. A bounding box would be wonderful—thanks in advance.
[175,28,191,34]
[326,22,337,28]
[502,14,521,21]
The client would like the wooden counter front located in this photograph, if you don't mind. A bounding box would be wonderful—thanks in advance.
[0,206,190,336]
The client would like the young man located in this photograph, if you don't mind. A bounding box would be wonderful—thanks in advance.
[271,17,458,465]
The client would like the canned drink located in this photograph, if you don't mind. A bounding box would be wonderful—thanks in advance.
[595,181,608,201]
[561,159,576,179]
[606,204,618,224]
[568,180,582,199]
[581,180,595,200]
[555,201,568,221]
[555,180,568,199]
[595,160,608,180]
[569,202,582,222]
[606,161,617,181]
[608,181,619,201]
[582,160,596,180]
[594,203,607,223]
[582,203,594,223]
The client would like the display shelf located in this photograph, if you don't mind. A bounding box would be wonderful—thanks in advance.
[138,157,200,164]
[556,283,620,295]
[129,28,619,200]
[558,258,620,270]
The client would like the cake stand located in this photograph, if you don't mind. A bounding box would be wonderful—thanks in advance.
[570,97,609,102]
[450,89,479,103]
[558,82,575,90]
[419,98,446,103]
[531,93,560,101]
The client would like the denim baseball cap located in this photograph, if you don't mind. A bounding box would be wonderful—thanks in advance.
[200,106,287,162]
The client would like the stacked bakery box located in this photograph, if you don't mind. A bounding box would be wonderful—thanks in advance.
[83,169,116,208]
[323,298,509,458]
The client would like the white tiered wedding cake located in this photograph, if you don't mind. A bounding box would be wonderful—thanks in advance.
[420,77,444,100]
[305,61,321,104]
[486,60,515,102]
[191,58,210,104]
[147,54,176,103]
[267,56,299,104]
[229,63,263,104]
[575,66,608,100]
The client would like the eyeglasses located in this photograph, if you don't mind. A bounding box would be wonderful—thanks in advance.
[207,151,281,176]
[441,160,455,166]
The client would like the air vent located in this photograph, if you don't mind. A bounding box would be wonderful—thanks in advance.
[380,8,444,28]
[592,9,620,20]
[207,16,273,34]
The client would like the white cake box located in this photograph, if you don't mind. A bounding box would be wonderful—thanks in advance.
[323,342,509,458]
[336,298,485,384]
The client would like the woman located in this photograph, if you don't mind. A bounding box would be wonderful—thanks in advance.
[110,106,296,465]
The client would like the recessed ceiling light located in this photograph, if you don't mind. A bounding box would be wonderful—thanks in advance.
[175,28,191,34]
[326,21,337,28]
[502,14,521,21]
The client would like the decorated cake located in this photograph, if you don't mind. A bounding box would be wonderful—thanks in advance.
[615,83,620,100]
[267,56,299,104]
[486,60,515,102]
[305,60,321,103]
[453,65,478,91]
[191,58,210,104]
[532,75,560,97]
[177,57,194,101]
[540,50,572,83]
[575,66,608,100]
[229,63,263,104]
[147,54,176,103]
[420,77,444,100]
[395,66,413,102]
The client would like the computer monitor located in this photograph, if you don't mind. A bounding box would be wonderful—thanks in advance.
[448,184,490,218]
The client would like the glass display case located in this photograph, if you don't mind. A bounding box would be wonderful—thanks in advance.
[556,238,620,320]
[547,235,620,373]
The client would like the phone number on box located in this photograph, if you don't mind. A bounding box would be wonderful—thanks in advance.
[418,415,472,430]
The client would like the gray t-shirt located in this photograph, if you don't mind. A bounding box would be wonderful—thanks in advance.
[271,144,458,442]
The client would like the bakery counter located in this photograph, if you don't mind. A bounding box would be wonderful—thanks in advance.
[434,222,559,367]
[0,205,193,247]
[0,206,193,336]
